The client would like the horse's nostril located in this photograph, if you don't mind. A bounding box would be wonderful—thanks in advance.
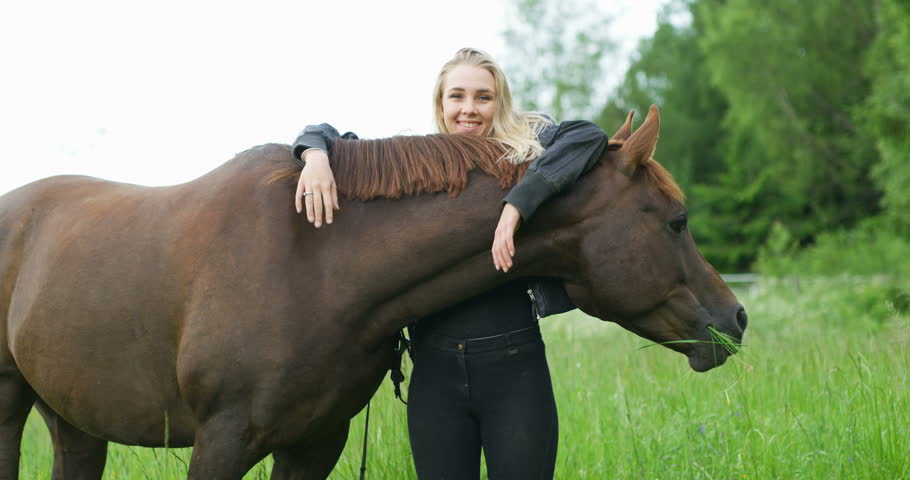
[736,307,748,331]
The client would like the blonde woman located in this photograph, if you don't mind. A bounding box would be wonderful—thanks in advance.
[291,48,608,479]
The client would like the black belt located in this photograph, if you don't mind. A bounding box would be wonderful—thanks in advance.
[414,325,542,354]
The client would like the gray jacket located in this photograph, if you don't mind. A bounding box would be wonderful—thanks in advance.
[291,120,609,317]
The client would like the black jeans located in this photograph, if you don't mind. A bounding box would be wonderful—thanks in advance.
[407,325,558,480]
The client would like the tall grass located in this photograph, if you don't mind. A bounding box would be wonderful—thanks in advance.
[18,276,910,479]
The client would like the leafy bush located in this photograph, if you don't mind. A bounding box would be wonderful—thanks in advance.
[756,217,910,276]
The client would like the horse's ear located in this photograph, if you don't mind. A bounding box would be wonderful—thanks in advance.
[611,110,635,141]
[618,105,660,175]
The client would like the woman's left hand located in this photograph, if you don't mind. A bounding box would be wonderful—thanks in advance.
[492,203,522,272]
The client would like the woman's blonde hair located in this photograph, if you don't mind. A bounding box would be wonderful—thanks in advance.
[433,48,550,165]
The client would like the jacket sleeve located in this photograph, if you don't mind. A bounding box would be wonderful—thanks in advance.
[528,277,576,318]
[503,120,609,220]
[290,123,359,168]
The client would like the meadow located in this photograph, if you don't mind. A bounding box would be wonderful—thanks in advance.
[18,276,909,479]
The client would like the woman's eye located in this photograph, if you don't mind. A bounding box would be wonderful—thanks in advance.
[479,95,493,101]
[449,93,463,99]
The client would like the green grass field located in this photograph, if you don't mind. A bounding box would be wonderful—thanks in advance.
[18,277,910,479]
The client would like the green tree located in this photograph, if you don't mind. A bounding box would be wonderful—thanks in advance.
[863,0,910,231]
[694,0,881,269]
[502,0,616,120]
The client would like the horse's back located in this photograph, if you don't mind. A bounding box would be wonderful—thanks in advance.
[0,174,133,341]
[0,148,296,445]
[0,173,171,324]
[0,144,293,333]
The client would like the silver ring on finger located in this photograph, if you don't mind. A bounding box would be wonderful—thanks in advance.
[303,191,314,196]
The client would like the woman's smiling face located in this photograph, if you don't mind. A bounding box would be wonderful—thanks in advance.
[441,64,497,137]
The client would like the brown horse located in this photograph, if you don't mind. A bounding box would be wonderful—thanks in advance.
[0,106,745,479]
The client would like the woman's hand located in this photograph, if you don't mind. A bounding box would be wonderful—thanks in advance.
[492,203,522,272]
[295,149,340,228]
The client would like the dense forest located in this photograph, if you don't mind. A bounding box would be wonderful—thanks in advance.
[505,0,909,273]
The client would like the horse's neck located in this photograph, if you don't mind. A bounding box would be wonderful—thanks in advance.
[330,173,557,340]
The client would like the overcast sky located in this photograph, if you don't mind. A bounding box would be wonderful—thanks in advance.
[0,0,666,195]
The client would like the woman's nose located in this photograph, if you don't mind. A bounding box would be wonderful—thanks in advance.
[461,100,477,114]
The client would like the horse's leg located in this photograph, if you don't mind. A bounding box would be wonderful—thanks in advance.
[34,401,107,480]
[186,415,268,480]
[270,421,350,480]
[0,372,35,480]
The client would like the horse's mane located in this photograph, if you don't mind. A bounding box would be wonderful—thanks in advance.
[644,158,685,204]
[271,135,528,201]
[270,134,683,204]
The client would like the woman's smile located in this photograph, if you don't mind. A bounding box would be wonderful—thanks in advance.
[455,119,483,133]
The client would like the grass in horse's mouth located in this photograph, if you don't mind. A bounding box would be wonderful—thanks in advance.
[707,325,743,355]
[637,326,745,356]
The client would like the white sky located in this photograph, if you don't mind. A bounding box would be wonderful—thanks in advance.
[0,0,665,195]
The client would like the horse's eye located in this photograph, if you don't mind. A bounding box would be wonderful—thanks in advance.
[669,214,688,233]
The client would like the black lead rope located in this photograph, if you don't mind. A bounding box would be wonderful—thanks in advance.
[359,402,370,480]
[359,328,414,479]
[390,329,413,405]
